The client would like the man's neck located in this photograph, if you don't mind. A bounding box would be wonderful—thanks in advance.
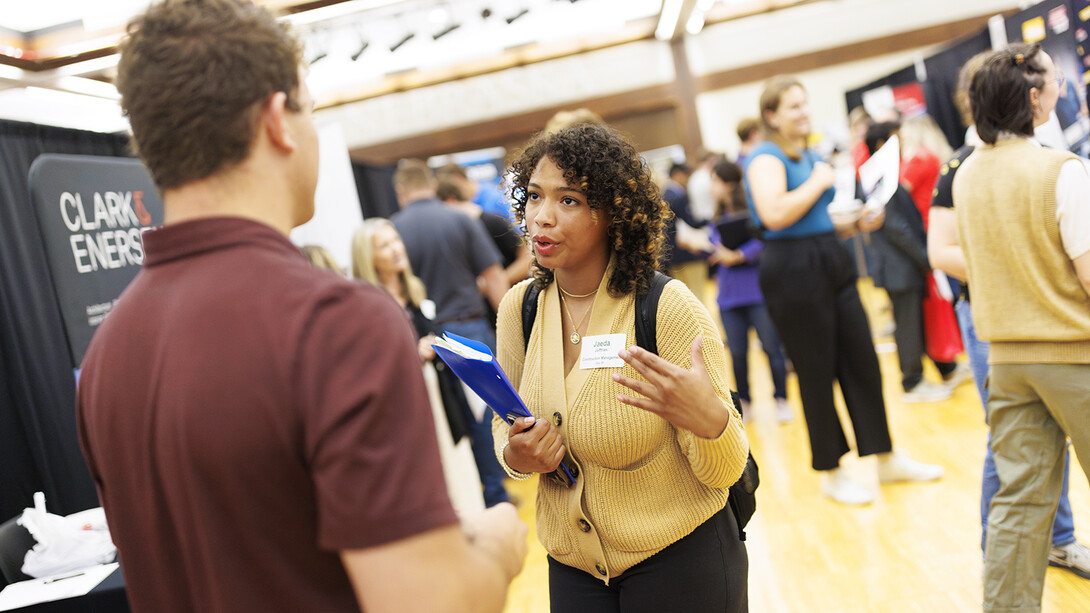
[162,162,298,235]
[400,189,436,206]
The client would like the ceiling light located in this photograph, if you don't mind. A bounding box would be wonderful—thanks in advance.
[432,23,460,40]
[428,7,449,24]
[389,32,415,52]
[655,0,684,41]
[350,41,370,61]
[505,9,529,24]
[685,0,715,35]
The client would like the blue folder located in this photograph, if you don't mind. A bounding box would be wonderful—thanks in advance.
[433,333,577,487]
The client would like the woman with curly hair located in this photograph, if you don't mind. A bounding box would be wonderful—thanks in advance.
[491,123,750,612]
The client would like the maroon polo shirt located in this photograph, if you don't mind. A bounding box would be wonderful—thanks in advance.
[77,217,456,612]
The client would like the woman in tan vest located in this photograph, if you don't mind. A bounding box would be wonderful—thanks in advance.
[952,43,1090,611]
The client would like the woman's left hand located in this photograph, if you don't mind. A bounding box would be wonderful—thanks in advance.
[858,206,885,233]
[612,335,730,439]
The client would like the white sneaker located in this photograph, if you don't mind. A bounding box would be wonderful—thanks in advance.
[877,451,944,483]
[942,362,972,390]
[1049,541,1090,579]
[822,468,873,506]
[774,398,794,424]
[900,381,953,403]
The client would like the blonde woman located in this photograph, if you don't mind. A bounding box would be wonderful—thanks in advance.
[899,114,954,227]
[300,244,345,276]
[352,218,484,514]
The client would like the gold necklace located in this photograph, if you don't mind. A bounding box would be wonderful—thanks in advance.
[559,293,593,344]
[557,282,597,299]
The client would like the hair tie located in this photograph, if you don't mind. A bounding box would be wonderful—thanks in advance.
[1014,52,1025,65]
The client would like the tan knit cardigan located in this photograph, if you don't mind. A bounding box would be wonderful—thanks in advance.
[953,137,1090,364]
[491,272,749,583]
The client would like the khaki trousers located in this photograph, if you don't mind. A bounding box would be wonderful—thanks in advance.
[983,362,1090,612]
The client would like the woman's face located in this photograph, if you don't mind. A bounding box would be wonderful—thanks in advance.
[767,85,811,141]
[1033,51,1060,127]
[371,224,408,277]
[525,156,610,275]
[710,173,736,207]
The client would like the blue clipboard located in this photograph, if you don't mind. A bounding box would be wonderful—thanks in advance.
[433,333,578,487]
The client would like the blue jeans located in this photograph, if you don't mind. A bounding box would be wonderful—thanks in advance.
[439,318,510,508]
[719,304,788,402]
[955,299,1074,550]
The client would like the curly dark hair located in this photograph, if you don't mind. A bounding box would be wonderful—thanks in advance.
[507,123,671,296]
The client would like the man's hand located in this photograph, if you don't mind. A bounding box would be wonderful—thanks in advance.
[461,503,529,582]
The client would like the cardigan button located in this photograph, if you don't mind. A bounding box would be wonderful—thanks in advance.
[552,411,563,427]
[577,519,591,533]
[595,563,607,576]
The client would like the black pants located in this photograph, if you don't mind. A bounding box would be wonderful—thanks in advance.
[547,503,748,613]
[888,288,958,391]
[758,233,893,471]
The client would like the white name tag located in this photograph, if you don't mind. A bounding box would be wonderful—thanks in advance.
[579,334,627,369]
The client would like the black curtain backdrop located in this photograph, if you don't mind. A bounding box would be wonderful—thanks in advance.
[843,28,991,151]
[844,65,918,120]
[352,162,399,219]
[0,120,131,522]
[922,30,992,150]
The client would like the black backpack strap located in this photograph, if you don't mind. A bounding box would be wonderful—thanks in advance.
[525,273,667,353]
[637,271,757,541]
[634,271,670,354]
[521,282,542,351]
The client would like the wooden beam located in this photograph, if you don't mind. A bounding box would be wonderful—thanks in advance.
[0,0,356,72]
[349,84,680,165]
[695,13,1014,92]
[670,37,703,161]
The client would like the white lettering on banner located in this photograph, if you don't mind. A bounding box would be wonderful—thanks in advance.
[85,299,119,327]
[60,192,81,231]
[59,191,150,274]
[59,191,142,231]
[69,228,145,273]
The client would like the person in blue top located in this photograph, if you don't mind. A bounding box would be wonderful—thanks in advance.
[744,75,943,506]
[706,159,792,424]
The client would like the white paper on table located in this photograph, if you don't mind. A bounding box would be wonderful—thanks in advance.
[858,134,900,212]
[0,563,118,611]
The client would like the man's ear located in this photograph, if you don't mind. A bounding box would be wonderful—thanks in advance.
[262,91,296,153]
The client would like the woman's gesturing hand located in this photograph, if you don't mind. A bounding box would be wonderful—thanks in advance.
[505,416,566,474]
[612,335,731,439]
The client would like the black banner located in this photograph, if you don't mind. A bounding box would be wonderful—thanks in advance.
[29,154,163,367]
[1007,0,1090,155]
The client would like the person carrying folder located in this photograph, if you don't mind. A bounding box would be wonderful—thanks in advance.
[492,122,751,612]
[706,160,792,424]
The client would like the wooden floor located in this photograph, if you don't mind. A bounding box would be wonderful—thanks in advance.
[500,280,1090,613]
